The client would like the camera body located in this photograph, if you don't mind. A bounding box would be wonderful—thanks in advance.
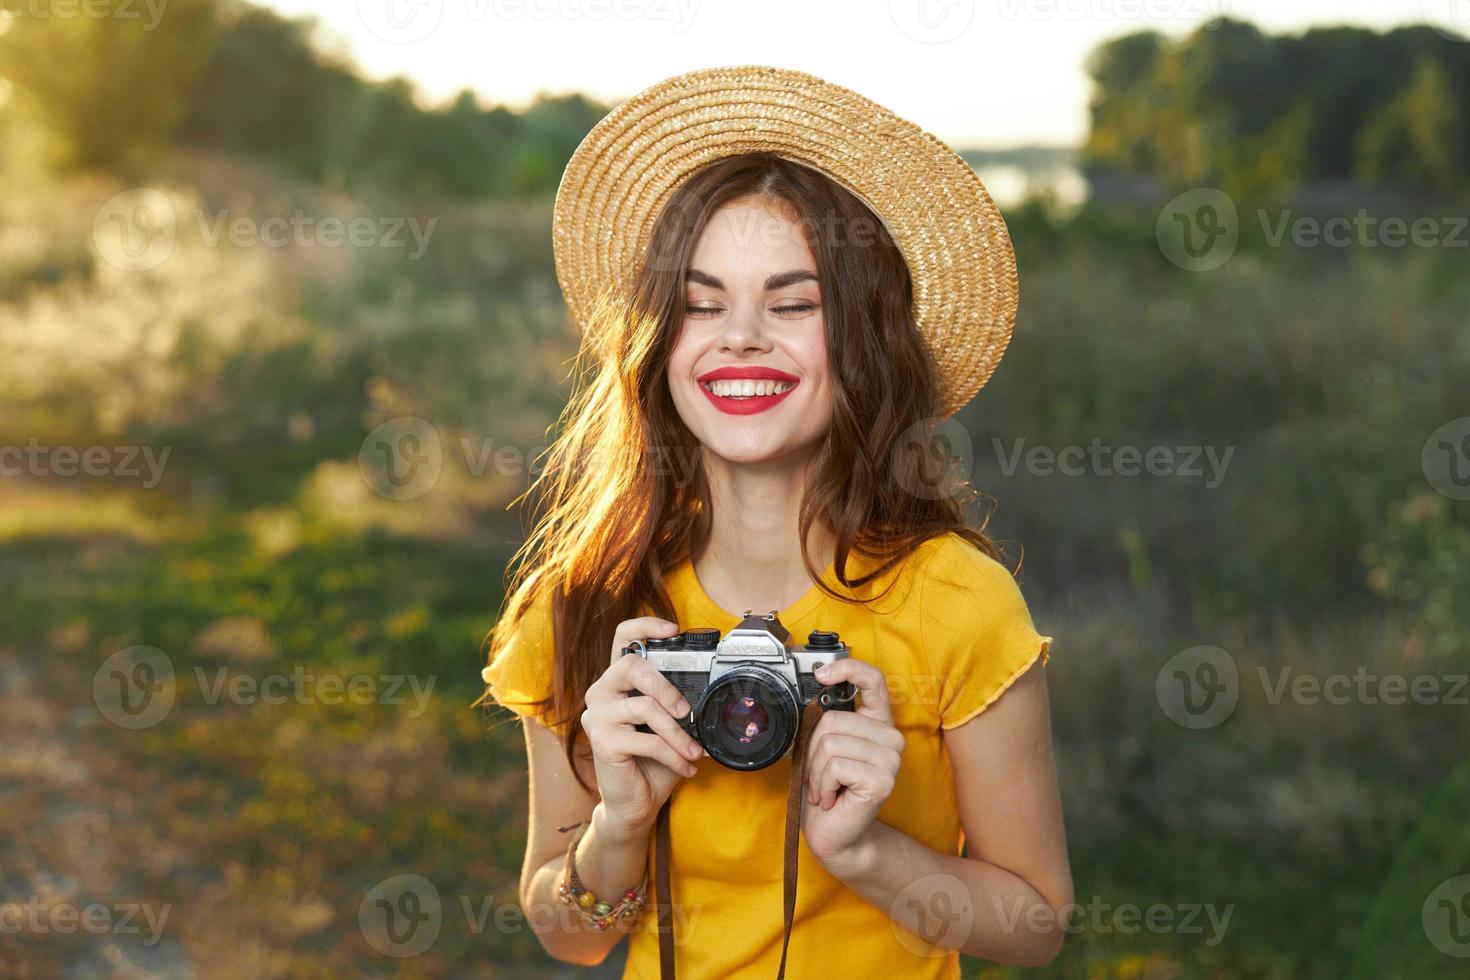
[624,611,857,771]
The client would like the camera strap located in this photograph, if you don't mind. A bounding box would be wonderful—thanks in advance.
[654,698,826,980]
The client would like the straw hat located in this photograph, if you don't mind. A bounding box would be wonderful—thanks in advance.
[552,65,1019,418]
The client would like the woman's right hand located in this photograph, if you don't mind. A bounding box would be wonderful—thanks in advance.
[581,617,705,840]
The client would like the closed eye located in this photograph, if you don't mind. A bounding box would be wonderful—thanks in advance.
[772,303,818,316]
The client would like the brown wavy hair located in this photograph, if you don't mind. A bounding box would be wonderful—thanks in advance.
[479,152,1001,789]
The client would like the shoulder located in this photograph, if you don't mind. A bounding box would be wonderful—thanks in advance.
[902,534,1053,728]
[906,532,1023,606]
[480,576,560,726]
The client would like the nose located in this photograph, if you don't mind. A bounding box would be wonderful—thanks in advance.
[716,304,773,355]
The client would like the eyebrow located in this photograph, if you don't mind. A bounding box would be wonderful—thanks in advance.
[686,268,819,291]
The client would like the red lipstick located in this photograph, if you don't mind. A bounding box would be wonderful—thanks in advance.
[696,366,800,416]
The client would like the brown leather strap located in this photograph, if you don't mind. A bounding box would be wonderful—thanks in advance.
[777,700,826,980]
[655,796,675,980]
[654,700,826,980]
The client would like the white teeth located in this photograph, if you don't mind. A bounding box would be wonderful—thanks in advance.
[704,379,796,398]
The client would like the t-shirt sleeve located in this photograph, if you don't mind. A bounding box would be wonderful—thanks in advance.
[480,584,560,732]
[918,536,1054,729]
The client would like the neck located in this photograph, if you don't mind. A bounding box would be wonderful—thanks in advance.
[694,447,836,616]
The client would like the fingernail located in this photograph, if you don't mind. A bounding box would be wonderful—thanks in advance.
[814,665,830,677]
[675,699,690,716]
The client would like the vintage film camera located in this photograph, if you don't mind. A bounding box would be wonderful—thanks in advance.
[624,611,858,770]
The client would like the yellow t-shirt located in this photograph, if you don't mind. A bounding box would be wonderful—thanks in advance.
[483,532,1053,979]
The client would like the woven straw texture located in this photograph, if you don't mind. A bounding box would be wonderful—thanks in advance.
[552,65,1019,417]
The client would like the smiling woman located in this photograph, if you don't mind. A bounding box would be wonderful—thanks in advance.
[478,66,1070,979]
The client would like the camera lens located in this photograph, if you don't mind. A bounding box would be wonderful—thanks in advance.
[696,666,798,771]
[722,695,769,741]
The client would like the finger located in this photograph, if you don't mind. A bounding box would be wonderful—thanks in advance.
[813,658,893,724]
[598,729,699,778]
[609,617,680,664]
[593,655,691,720]
[607,696,703,761]
[804,708,906,756]
[816,755,893,810]
[806,733,900,806]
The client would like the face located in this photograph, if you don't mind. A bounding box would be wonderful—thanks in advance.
[666,196,833,465]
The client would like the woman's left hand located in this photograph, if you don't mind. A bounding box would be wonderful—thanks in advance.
[800,657,905,877]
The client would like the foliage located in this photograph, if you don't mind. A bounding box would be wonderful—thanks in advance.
[1085,20,1470,198]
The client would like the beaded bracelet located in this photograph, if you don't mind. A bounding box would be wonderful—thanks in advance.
[555,820,649,931]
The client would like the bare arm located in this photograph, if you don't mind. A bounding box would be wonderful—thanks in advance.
[815,660,1074,965]
[514,616,702,966]
[518,719,650,966]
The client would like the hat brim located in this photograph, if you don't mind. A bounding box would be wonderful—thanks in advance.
[552,65,1019,418]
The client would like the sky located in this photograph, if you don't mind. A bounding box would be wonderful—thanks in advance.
[259,0,1463,148]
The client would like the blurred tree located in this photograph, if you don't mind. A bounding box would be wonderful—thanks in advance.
[1356,58,1468,193]
[0,0,217,171]
[1084,19,1470,195]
